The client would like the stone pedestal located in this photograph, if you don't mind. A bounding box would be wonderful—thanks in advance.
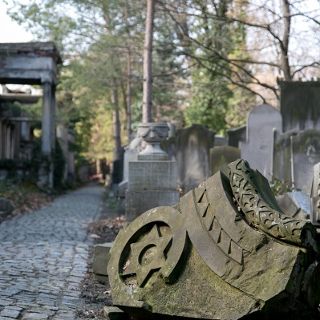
[126,160,179,220]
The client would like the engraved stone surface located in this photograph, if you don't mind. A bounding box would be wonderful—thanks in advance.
[240,104,282,180]
[162,124,215,192]
[280,81,320,132]
[108,159,320,319]
[274,129,320,193]
[125,160,179,219]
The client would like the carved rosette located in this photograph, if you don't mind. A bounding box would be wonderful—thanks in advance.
[107,206,187,306]
[228,159,318,252]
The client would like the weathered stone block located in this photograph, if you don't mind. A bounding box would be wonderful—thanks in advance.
[108,160,320,319]
[93,243,113,277]
[240,104,282,180]
[103,306,126,320]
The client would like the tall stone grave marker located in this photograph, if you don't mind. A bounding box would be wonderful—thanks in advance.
[227,125,246,148]
[240,104,282,180]
[126,123,179,220]
[162,124,215,193]
[280,81,320,132]
[274,130,320,193]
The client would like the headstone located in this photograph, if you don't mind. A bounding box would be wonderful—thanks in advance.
[122,137,143,182]
[125,123,179,220]
[274,130,320,193]
[214,135,227,146]
[108,160,320,319]
[240,104,282,180]
[118,137,143,198]
[280,81,320,132]
[227,125,246,147]
[162,124,215,192]
[210,146,240,175]
[276,191,311,220]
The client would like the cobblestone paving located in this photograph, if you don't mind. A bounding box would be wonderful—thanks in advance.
[0,185,103,320]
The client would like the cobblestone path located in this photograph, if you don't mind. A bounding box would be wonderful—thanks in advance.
[0,185,103,320]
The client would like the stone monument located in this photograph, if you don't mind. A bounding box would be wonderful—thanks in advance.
[162,124,215,193]
[210,145,240,175]
[108,159,320,319]
[280,81,320,132]
[274,130,320,193]
[125,123,179,220]
[240,104,282,181]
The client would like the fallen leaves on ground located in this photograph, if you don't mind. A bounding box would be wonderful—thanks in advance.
[88,216,127,238]
[0,182,53,220]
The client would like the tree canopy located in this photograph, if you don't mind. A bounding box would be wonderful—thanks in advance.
[4,0,320,162]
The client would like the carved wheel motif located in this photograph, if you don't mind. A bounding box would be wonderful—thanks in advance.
[108,206,187,294]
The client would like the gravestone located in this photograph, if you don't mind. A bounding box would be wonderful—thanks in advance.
[108,160,320,319]
[210,146,240,175]
[274,130,320,193]
[118,137,143,198]
[280,81,320,132]
[227,126,246,147]
[125,123,179,220]
[240,104,282,180]
[162,124,215,192]
[214,135,227,146]
[276,191,311,221]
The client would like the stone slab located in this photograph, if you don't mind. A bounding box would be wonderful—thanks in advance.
[280,81,320,132]
[128,160,177,191]
[103,306,126,320]
[274,130,320,193]
[240,104,282,180]
[93,242,113,277]
[161,124,215,192]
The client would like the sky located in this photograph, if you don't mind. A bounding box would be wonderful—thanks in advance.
[0,2,33,43]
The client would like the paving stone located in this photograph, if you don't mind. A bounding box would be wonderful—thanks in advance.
[0,185,103,320]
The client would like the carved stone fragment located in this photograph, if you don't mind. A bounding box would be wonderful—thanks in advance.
[108,159,320,319]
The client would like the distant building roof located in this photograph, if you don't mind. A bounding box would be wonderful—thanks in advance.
[0,42,62,64]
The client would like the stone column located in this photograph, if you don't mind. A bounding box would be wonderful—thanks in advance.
[39,81,55,188]
[51,85,56,151]
[41,82,53,156]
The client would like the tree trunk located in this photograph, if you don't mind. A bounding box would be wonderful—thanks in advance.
[126,51,132,140]
[124,3,132,141]
[142,0,155,123]
[281,0,292,80]
[112,82,122,161]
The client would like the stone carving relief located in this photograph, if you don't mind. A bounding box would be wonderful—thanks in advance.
[108,159,320,319]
